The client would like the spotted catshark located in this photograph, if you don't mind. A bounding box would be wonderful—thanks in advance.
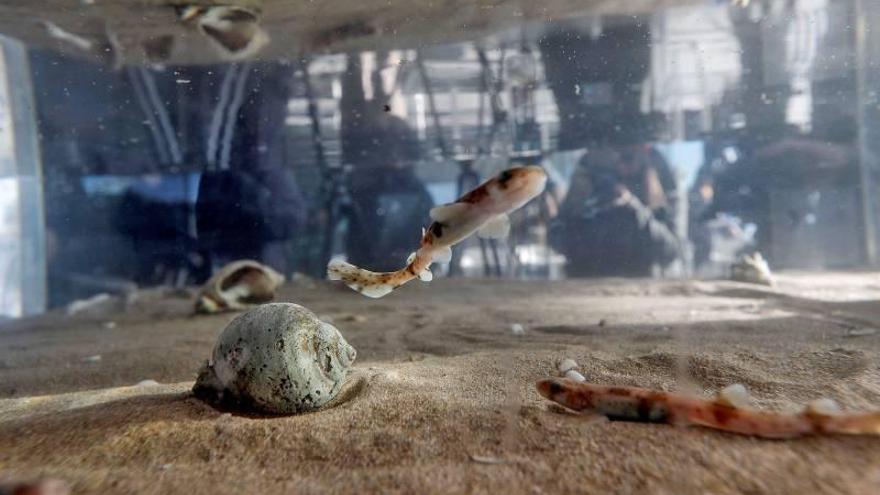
[327,165,547,298]
[538,378,880,439]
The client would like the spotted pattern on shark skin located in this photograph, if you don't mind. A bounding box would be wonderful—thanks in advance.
[457,185,491,204]
[537,377,880,439]
[497,169,514,187]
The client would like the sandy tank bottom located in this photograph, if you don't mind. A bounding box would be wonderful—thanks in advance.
[2,274,880,494]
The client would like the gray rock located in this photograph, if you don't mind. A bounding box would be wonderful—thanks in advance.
[193,303,356,414]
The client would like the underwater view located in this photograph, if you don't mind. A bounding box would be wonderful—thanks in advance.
[2,0,880,493]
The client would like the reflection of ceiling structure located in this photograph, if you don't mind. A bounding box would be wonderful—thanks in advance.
[650,5,741,114]
[0,0,698,66]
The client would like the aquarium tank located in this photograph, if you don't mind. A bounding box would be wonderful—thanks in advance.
[2,1,880,494]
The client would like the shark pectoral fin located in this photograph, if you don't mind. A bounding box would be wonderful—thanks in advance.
[477,214,511,239]
[715,384,752,408]
[418,268,433,282]
[433,246,452,263]
[429,203,468,222]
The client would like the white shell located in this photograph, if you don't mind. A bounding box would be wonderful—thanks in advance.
[195,260,285,314]
[730,252,775,286]
[716,383,752,408]
[564,370,586,382]
[557,358,578,373]
[805,398,842,416]
[193,303,357,414]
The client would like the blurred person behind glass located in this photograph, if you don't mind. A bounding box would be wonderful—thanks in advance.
[196,166,306,276]
[344,112,434,271]
[550,122,681,277]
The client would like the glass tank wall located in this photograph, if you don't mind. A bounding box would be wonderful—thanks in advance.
[0,0,876,317]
